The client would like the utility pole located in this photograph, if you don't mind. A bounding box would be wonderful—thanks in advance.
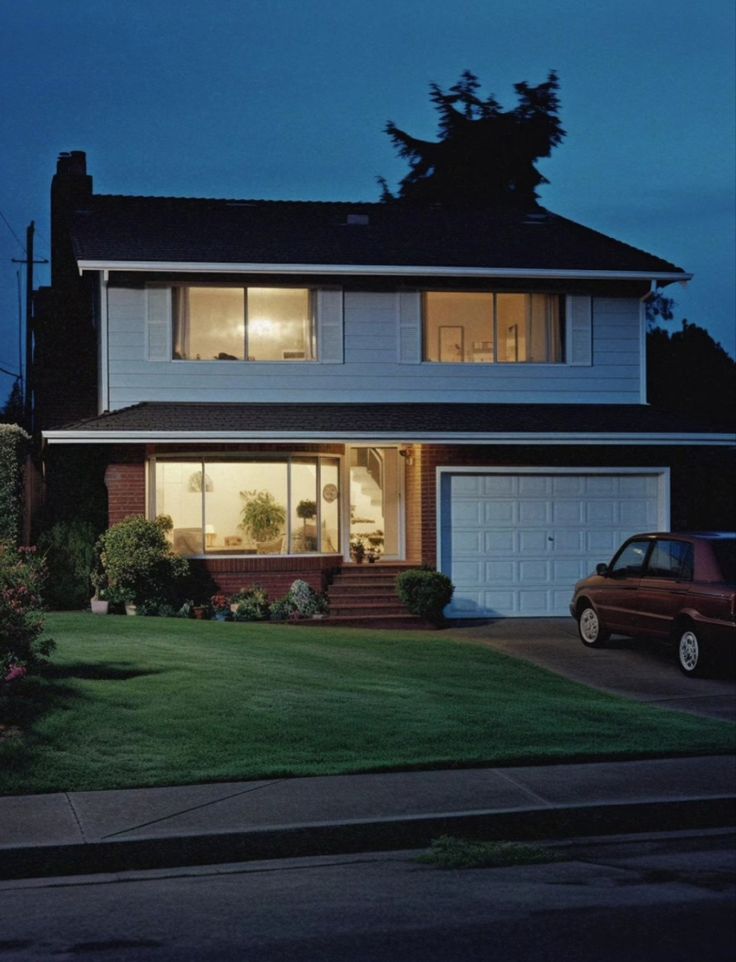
[12,221,48,432]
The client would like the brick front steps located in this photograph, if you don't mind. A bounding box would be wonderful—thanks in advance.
[313,563,431,629]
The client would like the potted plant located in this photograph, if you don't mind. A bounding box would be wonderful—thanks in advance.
[211,593,231,621]
[296,498,318,551]
[89,551,109,614]
[350,539,366,563]
[239,490,286,547]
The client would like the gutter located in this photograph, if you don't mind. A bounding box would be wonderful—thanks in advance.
[76,260,693,284]
[43,430,736,447]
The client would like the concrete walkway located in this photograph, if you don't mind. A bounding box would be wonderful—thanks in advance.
[2,755,735,880]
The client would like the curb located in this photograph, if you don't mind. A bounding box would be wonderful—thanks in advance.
[2,795,734,881]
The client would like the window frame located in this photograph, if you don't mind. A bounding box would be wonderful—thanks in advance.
[170,283,316,362]
[421,290,566,365]
[150,453,342,557]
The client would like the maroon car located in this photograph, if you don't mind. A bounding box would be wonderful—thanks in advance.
[570,532,736,676]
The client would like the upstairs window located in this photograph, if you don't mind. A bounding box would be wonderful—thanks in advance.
[173,286,314,361]
[423,292,564,363]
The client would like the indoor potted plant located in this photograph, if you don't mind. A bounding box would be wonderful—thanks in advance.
[239,489,286,549]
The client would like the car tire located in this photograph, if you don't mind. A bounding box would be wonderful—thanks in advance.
[578,605,609,647]
[677,626,708,677]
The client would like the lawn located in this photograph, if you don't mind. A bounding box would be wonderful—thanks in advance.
[1,612,734,795]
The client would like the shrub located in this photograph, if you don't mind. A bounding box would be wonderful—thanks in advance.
[37,520,99,610]
[96,515,190,607]
[269,597,294,621]
[0,544,55,682]
[268,581,327,622]
[396,568,454,624]
[0,424,30,548]
[232,585,270,622]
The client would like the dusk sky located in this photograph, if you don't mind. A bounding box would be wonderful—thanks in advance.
[1,0,734,403]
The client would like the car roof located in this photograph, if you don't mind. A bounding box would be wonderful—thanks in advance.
[627,532,735,541]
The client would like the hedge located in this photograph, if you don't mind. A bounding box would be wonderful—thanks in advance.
[0,424,30,547]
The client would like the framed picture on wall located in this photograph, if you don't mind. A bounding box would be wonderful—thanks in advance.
[439,325,464,362]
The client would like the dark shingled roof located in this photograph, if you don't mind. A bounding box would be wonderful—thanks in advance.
[52,402,732,437]
[69,195,686,275]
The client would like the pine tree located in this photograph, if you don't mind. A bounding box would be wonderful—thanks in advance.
[380,70,565,207]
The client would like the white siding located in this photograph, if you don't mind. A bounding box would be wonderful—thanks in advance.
[106,287,643,410]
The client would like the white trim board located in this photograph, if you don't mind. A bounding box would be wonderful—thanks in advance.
[78,260,692,283]
[43,430,735,446]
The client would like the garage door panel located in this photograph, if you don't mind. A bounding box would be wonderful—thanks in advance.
[452,531,484,555]
[445,471,664,618]
[483,501,515,524]
[552,501,585,525]
[483,530,515,554]
[519,501,549,524]
[519,529,549,554]
[519,560,550,581]
[519,476,549,496]
[485,561,515,583]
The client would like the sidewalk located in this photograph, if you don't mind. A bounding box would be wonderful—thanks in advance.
[2,755,735,880]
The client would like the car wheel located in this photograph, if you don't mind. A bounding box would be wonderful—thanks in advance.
[677,627,707,677]
[578,605,609,647]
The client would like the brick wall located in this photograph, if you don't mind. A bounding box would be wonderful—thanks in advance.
[104,462,147,525]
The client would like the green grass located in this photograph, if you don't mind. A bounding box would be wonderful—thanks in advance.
[1,612,734,795]
[418,836,558,870]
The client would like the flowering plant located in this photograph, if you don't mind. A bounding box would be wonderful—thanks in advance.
[210,593,231,613]
[0,543,54,679]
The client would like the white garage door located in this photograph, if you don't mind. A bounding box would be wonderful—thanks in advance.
[441,471,665,618]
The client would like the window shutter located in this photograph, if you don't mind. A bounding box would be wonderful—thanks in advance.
[146,287,171,361]
[317,289,343,363]
[398,291,421,363]
[567,295,592,366]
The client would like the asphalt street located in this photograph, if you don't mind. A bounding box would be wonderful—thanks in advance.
[1,830,734,961]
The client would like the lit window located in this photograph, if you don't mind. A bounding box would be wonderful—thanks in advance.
[173,287,314,361]
[423,292,563,363]
[155,457,340,556]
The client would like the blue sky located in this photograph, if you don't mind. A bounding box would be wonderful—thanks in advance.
[1,0,734,402]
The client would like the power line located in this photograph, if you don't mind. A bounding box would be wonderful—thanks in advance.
[0,207,26,253]
[0,364,20,378]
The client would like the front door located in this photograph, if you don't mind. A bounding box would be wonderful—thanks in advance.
[348,447,403,561]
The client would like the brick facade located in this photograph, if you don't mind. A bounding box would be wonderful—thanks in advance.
[104,463,147,525]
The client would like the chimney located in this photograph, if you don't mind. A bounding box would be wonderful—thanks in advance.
[51,150,93,287]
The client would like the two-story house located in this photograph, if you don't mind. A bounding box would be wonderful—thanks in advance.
[38,151,735,617]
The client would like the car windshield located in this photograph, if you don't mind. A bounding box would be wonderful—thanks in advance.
[711,538,736,583]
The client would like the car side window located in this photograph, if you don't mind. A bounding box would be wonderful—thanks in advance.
[645,540,693,580]
[609,540,651,578]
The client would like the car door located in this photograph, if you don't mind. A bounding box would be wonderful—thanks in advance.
[595,537,652,632]
[634,539,694,638]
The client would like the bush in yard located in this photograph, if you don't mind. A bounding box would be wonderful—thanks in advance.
[270,579,328,621]
[396,568,454,624]
[232,585,270,622]
[0,544,55,686]
[37,520,99,609]
[0,424,30,548]
[96,515,190,608]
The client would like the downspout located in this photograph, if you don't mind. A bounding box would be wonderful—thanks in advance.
[639,279,658,405]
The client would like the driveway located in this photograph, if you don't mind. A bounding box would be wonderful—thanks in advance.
[446,618,736,723]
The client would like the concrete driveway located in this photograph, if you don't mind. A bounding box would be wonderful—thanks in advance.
[446,618,736,723]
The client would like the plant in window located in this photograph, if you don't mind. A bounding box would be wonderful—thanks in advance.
[238,490,286,544]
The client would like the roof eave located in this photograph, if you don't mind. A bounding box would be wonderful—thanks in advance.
[43,429,734,446]
[76,260,692,283]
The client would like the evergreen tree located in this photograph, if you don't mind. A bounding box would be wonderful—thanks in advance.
[0,379,24,425]
[380,70,565,207]
[647,321,736,423]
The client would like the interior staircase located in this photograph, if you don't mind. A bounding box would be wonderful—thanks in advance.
[322,563,429,629]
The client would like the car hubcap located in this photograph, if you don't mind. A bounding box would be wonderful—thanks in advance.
[580,609,599,643]
[679,631,699,672]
